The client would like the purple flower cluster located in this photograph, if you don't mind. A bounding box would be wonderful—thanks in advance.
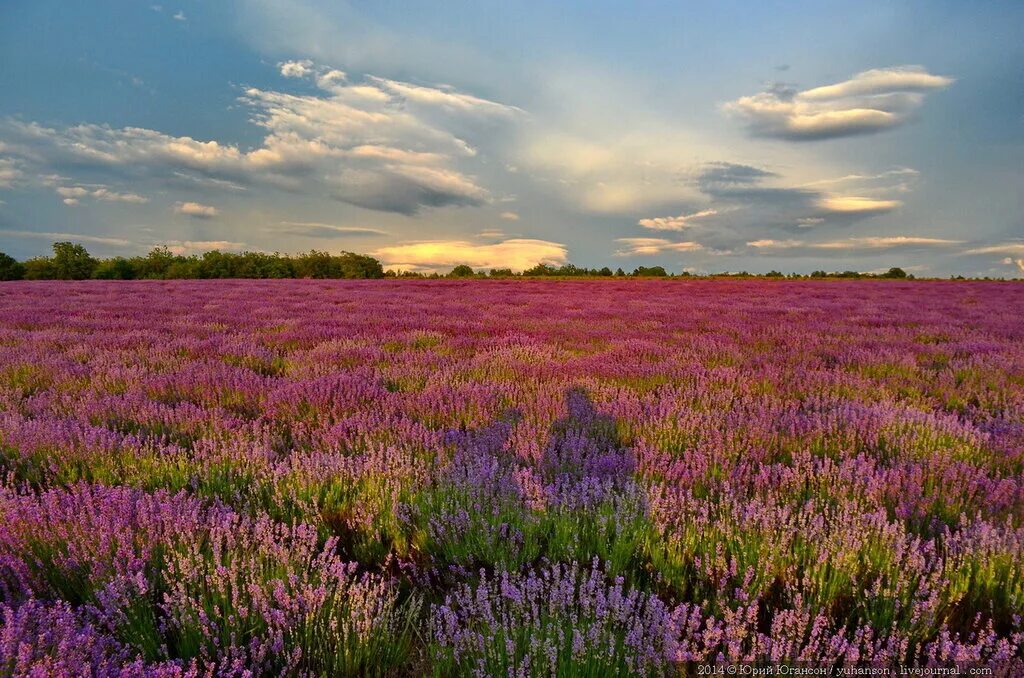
[0,278,1022,674]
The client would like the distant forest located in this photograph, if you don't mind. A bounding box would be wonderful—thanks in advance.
[0,241,997,281]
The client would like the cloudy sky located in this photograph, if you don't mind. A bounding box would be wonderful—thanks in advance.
[1,1,1022,275]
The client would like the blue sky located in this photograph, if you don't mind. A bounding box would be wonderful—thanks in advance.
[1,1,1022,275]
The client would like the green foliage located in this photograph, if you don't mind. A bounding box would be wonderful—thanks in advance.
[0,251,24,280]
[51,241,97,279]
[631,265,668,277]
[448,264,476,278]
[2,242,387,280]
[882,267,908,279]
[0,242,955,281]
[22,257,57,280]
[91,257,136,280]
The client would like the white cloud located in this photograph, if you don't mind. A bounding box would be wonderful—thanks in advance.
[521,130,710,213]
[0,60,517,215]
[638,208,717,231]
[174,201,220,218]
[800,68,953,100]
[374,238,566,272]
[816,196,902,215]
[0,158,22,187]
[162,240,244,255]
[0,229,131,247]
[279,60,314,78]
[173,10,186,21]
[499,211,519,221]
[725,66,953,140]
[747,236,961,252]
[369,77,523,117]
[277,222,387,237]
[615,238,704,256]
[963,242,1024,255]
[56,184,148,205]
[171,172,247,191]
[1002,258,1024,274]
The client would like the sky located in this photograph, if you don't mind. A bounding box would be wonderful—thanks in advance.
[0,1,1022,276]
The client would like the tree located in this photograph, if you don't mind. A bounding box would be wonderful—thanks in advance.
[22,257,56,280]
[448,264,475,278]
[51,241,97,279]
[133,246,177,279]
[522,263,557,277]
[336,252,384,279]
[880,267,908,279]
[632,265,668,277]
[598,267,613,276]
[92,257,136,280]
[614,268,626,277]
[0,251,24,281]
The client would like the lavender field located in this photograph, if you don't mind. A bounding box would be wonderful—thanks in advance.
[1,279,1022,676]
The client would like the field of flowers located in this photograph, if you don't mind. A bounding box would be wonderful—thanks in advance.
[0,279,1022,676]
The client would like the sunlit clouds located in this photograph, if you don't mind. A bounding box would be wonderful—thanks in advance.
[725,66,953,140]
[374,238,567,272]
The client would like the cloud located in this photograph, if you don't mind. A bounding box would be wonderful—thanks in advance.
[277,222,387,237]
[614,238,705,256]
[369,77,523,117]
[0,229,131,247]
[725,66,953,140]
[279,60,314,78]
[56,184,148,205]
[161,240,245,255]
[815,196,902,215]
[0,158,21,187]
[638,208,717,231]
[0,59,517,215]
[374,238,566,272]
[174,201,219,218]
[171,172,247,191]
[963,242,1024,255]
[747,236,962,253]
[172,10,186,21]
[684,161,906,240]
[499,211,519,221]
[521,130,708,214]
[1002,257,1024,274]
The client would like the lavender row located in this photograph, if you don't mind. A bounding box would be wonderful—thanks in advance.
[1,279,1022,675]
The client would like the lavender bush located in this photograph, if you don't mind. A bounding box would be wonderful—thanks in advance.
[0,278,1022,675]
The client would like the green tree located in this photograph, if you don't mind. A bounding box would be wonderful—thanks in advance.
[133,246,177,279]
[881,267,908,279]
[92,257,136,279]
[0,251,24,281]
[522,263,557,277]
[51,241,97,279]
[632,265,668,277]
[449,264,475,278]
[22,257,56,280]
[336,252,384,278]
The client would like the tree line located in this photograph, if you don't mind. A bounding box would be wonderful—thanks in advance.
[0,241,941,282]
[0,242,385,280]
